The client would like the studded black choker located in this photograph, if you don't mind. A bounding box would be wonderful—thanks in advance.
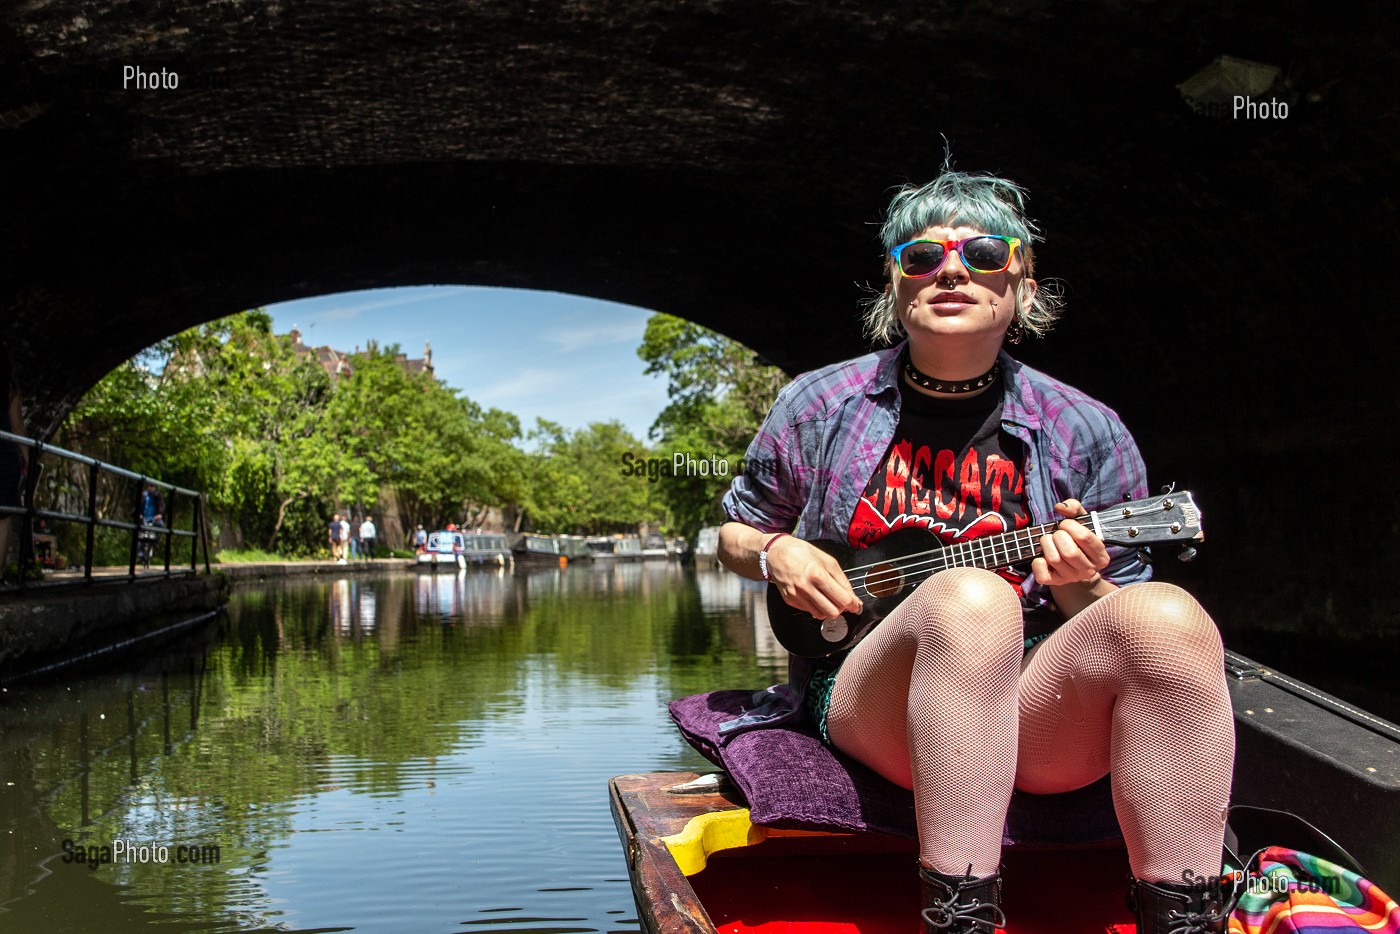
[903,353,1001,394]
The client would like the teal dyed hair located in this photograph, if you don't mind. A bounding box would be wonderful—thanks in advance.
[863,170,1063,345]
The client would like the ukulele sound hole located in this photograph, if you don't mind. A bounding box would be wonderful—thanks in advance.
[863,562,904,599]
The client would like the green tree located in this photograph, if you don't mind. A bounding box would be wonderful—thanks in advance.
[636,314,786,536]
[56,312,338,551]
[60,313,530,555]
[389,385,525,531]
[521,420,662,533]
[205,313,343,549]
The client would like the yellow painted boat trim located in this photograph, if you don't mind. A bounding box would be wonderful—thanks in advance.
[660,808,767,876]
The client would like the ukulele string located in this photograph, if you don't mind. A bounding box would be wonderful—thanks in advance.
[848,520,1184,593]
[850,536,1045,591]
[839,523,1059,577]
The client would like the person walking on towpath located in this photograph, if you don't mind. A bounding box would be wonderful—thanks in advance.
[141,482,165,529]
[328,513,344,562]
[138,482,166,566]
[359,515,377,560]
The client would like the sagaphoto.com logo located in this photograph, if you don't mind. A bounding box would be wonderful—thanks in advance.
[619,452,732,484]
[61,837,221,871]
[1180,868,1340,898]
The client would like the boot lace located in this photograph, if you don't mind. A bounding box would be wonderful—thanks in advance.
[921,899,1006,932]
[1165,900,1231,934]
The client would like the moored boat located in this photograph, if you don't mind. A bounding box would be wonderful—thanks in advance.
[611,649,1400,933]
[555,534,592,563]
[415,530,467,570]
[587,536,620,560]
[588,535,645,561]
[462,532,511,566]
[512,532,564,567]
[642,533,669,560]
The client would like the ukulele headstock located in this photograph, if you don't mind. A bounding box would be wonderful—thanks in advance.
[1090,491,1203,548]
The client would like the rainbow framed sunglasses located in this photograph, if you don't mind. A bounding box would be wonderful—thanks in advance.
[889,236,1022,278]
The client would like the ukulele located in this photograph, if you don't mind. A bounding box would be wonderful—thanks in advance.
[767,491,1204,658]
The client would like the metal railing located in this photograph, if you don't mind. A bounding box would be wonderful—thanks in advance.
[0,429,212,590]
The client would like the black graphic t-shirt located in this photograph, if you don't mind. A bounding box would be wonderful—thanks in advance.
[847,372,1034,598]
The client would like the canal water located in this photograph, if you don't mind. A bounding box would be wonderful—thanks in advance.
[1,565,1394,933]
[0,564,784,934]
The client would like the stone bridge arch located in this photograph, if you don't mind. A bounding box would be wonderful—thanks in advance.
[2,1,1397,644]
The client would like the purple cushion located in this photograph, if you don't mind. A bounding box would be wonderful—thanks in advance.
[670,689,1121,847]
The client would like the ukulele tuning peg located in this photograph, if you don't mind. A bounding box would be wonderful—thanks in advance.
[1160,482,1177,495]
[1177,546,1199,563]
[1135,548,1152,567]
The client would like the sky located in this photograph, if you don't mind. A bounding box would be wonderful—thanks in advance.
[263,286,671,444]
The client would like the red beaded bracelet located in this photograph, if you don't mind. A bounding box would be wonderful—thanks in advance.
[758,532,790,581]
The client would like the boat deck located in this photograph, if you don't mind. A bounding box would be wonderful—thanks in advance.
[611,771,1136,934]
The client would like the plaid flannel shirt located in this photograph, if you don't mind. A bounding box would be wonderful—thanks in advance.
[717,342,1151,737]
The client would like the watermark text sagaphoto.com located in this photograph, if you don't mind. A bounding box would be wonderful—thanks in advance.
[618,452,801,484]
[619,452,730,483]
[61,838,221,870]
[1233,95,1288,119]
[1180,868,1339,897]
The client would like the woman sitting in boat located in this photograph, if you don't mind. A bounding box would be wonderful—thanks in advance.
[717,169,1236,934]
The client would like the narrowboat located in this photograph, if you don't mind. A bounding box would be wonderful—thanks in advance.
[611,649,1400,933]
[588,535,645,561]
[462,532,511,566]
[415,530,467,569]
[556,534,593,563]
[587,536,620,560]
[642,533,670,560]
[512,532,564,567]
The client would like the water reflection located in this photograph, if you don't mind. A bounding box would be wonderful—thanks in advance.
[0,566,781,934]
[414,567,517,621]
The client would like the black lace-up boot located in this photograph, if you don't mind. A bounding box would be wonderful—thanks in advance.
[1126,874,1237,934]
[919,865,1005,933]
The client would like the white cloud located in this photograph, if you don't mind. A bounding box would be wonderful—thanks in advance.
[537,318,648,354]
[314,287,472,322]
[474,366,574,405]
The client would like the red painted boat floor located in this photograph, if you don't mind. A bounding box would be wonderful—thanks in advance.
[691,844,1133,934]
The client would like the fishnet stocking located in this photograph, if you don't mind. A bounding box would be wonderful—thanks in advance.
[1018,582,1234,882]
[827,568,1024,876]
[825,571,1233,883]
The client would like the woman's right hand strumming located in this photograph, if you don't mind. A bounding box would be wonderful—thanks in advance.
[718,523,863,620]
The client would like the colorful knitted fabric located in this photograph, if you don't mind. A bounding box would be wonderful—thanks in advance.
[804,666,840,744]
[1228,847,1400,933]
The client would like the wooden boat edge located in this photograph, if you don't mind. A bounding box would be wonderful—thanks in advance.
[609,772,923,934]
[609,772,723,934]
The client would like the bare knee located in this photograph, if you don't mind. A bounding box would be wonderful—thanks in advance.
[905,567,1023,669]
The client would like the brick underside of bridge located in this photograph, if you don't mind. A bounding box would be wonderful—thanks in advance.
[0,2,1397,643]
